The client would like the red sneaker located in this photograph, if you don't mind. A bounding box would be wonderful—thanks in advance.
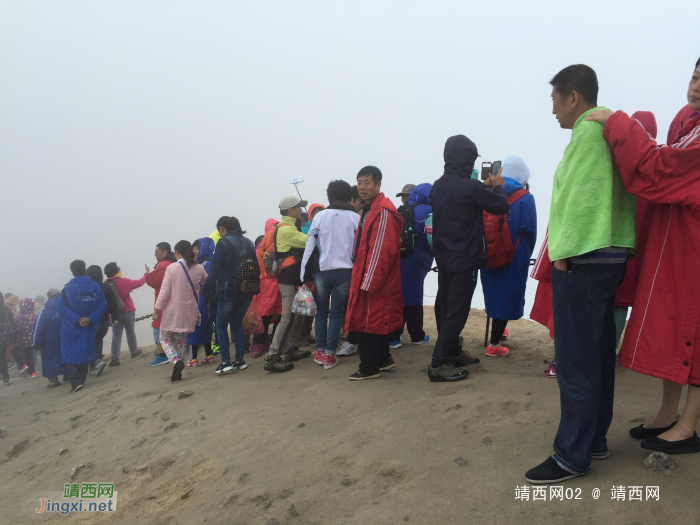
[313,350,325,365]
[201,356,216,364]
[17,365,28,376]
[486,344,509,357]
[323,354,339,370]
[501,328,509,340]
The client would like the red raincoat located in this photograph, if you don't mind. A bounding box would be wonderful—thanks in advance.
[257,218,283,318]
[345,193,403,335]
[607,108,700,385]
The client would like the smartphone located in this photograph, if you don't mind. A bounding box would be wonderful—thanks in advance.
[492,160,502,177]
[481,162,493,180]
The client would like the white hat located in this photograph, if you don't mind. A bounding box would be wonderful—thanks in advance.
[502,156,530,186]
[279,195,308,210]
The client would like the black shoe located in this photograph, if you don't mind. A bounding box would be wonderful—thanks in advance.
[525,457,581,484]
[629,421,677,440]
[379,357,395,371]
[171,360,185,382]
[349,371,380,381]
[641,432,700,455]
[108,360,120,367]
[428,363,469,382]
[70,383,84,394]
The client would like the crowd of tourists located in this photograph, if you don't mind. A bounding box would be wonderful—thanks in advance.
[1,60,699,484]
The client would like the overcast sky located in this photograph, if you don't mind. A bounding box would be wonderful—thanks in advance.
[1,1,697,346]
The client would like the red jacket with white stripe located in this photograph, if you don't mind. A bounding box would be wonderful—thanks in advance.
[345,192,404,335]
[608,108,700,385]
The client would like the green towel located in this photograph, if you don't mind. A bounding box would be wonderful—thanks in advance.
[549,107,636,261]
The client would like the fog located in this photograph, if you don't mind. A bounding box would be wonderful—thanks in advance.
[1,1,697,349]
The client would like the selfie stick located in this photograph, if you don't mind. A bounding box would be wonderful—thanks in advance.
[291,177,307,210]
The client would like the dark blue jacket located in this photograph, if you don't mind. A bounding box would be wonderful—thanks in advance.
[400,183,434,306]
[56,276,107,364]
[33,298,67,377]
[188,237,216,345]
[430,135,509,272]
[202,231,256,301]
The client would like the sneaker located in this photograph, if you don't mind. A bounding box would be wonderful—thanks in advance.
[150,355,170,366]
[17,365,28,376]
[171,360,185,382]
[501,328,509,340]
[591,451,609,460]
[284,347,312,362]
[543,362,556,377]
[323,354,339,370]
[131,349,143,358]
[186,359,199,368]
[109,359,121,367]
[263,355,294,373]
[215,361,234,375]
[486,344,509,357]
[428,363,469,382]
[337,342,358,357]
[233,360,248,370]
[389,341,403,349]
[27,372,37,379]
[313,350,325,365]
[349,370,380,381]
[249,345,266,359]
[412,335,431,345]
[525,457,581,484]
[70,383,84,393]
[93,361,107,377]
[379,357,395,371]
[211,344,221,356]
[449,349,480,367]
[3,379,9,386]
[201,355,217,364]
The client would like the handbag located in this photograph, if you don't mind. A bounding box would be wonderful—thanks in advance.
[179,261,201,326]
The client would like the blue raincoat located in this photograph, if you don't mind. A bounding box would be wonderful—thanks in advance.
[480,177,537,320]
[33,298,67,378]
[187,237,216,345]
[56,276,107,364]
[401,183,435,306]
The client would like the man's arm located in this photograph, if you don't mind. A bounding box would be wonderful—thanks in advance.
[55,288,80,327]
[145,264,166,289]
[286,227,309,249]
[88,288,108,326]
[470,182,509,215]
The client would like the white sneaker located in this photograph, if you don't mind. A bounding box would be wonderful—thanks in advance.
[337,341,358,356]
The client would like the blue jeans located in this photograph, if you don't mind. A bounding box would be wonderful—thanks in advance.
[216,294,253,363]
[313,269,352,355]
[551,261,626,475]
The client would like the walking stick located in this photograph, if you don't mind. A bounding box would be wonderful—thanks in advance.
[484,315,490,347]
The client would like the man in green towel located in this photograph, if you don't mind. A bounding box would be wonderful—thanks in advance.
[526,65,636,484]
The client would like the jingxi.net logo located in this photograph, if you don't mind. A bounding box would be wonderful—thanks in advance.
[35,483,118,515]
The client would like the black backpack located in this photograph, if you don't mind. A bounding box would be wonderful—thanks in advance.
[397,203,420,258]
[222,238,260,294]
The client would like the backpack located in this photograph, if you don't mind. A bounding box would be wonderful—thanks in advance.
[424,213,434,250]
[483,189,529,270]
[256,224,298,279]
[106,278,126,312]
[222,237,260,294]
[397,203,420,258]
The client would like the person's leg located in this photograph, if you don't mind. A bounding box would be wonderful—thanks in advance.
[0,346,8,381]
[191,344,200,360]
[110,319,125,361]
[325,270,352,354]
[94,319,109,361]
[489,319,508,346]
[121,311,139,356]
[11,347,26,369]
[65,363,78,384]
[204,343,212,357]
[404,305,426,342]
[231,294,253,363]
[377,334,391,365]
[356,332,382,375]
[430,271,478,368]
[153,327,166,358]
[644,380,685,428]
[613,306,628,349]
[434,270,449,334]
[268,284,295,357]
[215,300,234,364]
[313,271,332,352]
[160,331,181,364]
[23,347,35,374]
[174,333,187,362]
[283,312,307,353]
[76,363,89,385]
[659,385,700,441]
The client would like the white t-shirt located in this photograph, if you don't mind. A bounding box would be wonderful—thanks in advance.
[300,207,360,280]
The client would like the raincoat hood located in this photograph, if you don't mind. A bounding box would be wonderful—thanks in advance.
[19,298,35,314]
[443,135,479,177]
[503,177,524,195]
[630,111,658,140]
[197,237,215,263]
[407,183,432,206]
[265,218,279,234]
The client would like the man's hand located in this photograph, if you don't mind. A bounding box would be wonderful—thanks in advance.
[78,317,90,327]
[486,166,505,188]
[553,259,568,272]
[145,264,151,273]
[585,109,614,126]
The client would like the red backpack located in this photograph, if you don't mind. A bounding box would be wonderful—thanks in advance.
[483,189,529,270]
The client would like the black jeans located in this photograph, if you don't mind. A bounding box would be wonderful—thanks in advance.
[489,319,508,346]
[347,331,358,345]
[66,363,89,387]
[0,346,9,381]
[11,346,35,374]
[356,332,391,375]
[389,305,426,343]
[91,319,109,368]
[431,270,478,368]
[191,344,212,360]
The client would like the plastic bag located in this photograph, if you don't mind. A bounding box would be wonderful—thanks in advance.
[243,296,264,335]
[291,284,317,316]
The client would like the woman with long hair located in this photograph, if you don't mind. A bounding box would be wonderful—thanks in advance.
[154,240,208,381]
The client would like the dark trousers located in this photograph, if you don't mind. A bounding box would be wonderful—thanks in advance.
[489,319,508,346]
[11,346,35,374]
[431,270,478,368]
[347,331,358,345]
[551,261,625,475]
[389,305,425,343]
[191,344,212,360]
[357,332,391,375]
[0,346,8,381]
[66,363,89,387]
[91,319,109,368]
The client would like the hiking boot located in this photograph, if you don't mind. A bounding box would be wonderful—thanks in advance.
[449,349,480,367]
[284,347,311,362]
[428,363,469,382]
[323,354,339,370]
[109,359,120,367]
[337,341,358,356]
[264,355,294,373]
[379,357,396,371]
[486,344,509,357]
[349,370,380,381]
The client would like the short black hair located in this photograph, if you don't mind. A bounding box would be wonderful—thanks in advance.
[327,180,352,204]
[70,260,87,277]
[357,166,382,183]
[280,209,288,217]
[104,262,119,278]
[351,185,361,201]
[217,216,233,232]
[192,238,200,249]
[550,64,598,106]
[156,242,171,253]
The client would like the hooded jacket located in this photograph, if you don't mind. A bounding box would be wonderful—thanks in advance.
[16,298,38,347]
[400,184,435,306]
[56,276,107,364]
[187,238,217,345]
[430,135,509,273]
[33,298,67,378]
[257,219,283,317]
[345,192,404,335]
[145,252,177,328]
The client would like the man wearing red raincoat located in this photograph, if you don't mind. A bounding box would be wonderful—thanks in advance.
[586,58,700,454]
[345,166,404,380]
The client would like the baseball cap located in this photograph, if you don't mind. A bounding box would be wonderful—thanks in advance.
[279,195,308,210]
[396,184,416,197]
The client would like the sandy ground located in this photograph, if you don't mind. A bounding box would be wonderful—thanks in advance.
[1,307,699,525]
